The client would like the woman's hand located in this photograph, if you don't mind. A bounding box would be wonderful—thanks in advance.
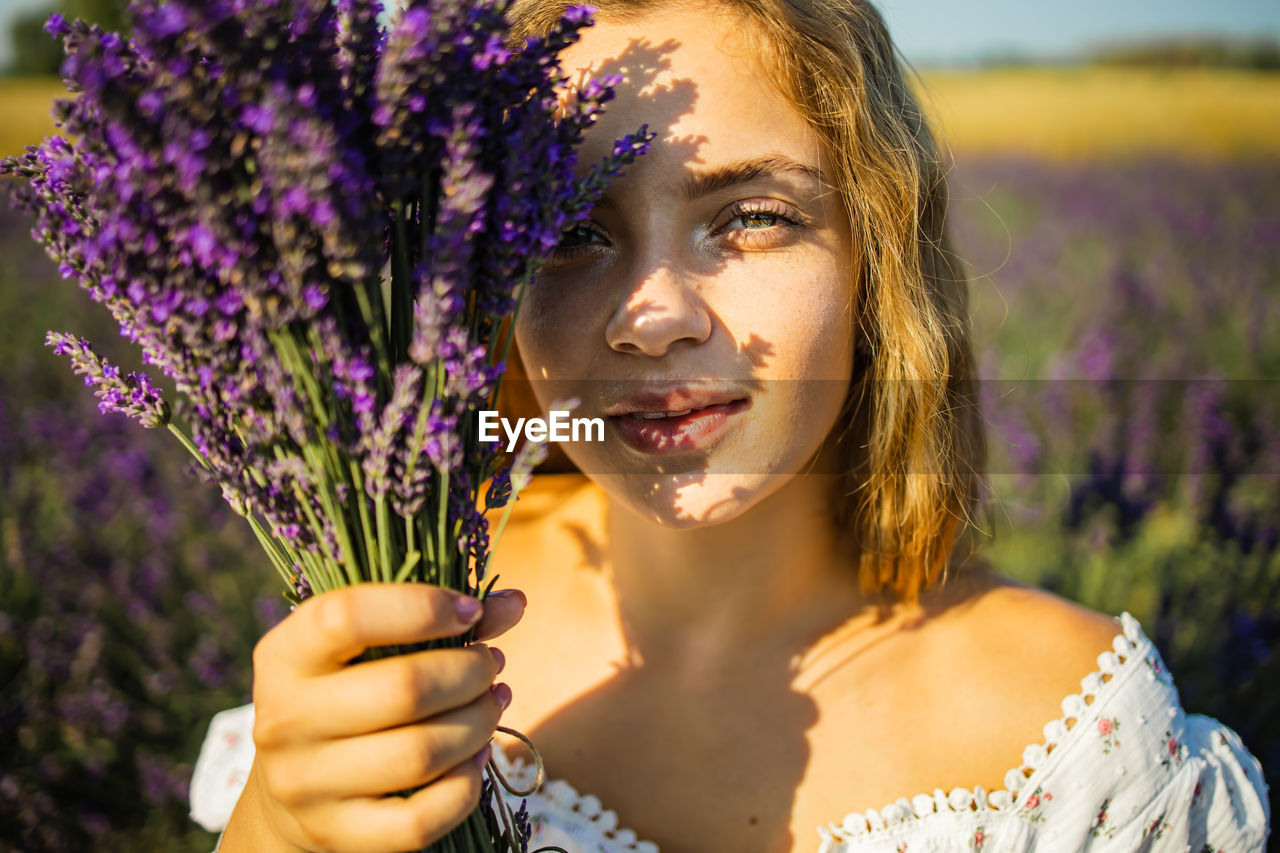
[221,583,525,853]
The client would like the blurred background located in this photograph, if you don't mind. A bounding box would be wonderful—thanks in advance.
[0,0,1277,849]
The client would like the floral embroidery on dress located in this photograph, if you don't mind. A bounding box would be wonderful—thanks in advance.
[1020,786,1053,823]
[1097,716,1121,754]
[1090,796,1117,839]
[191,613,1273,853]
[1142,813,1171,841]
[1146,654,1173,687]
[1161,730,1187,768]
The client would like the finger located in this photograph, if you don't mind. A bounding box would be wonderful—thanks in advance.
[472,588,527,643]
[264,583,485,677]
[301,644,502,739]
[273,684,508,802]
[304,750,489,853]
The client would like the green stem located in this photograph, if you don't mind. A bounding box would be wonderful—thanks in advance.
[347,459,380,582]
[246,515,296,588]
[437,465,451,589]
[418,512,436,580]
[354,275,393,382]
[269,445,342,593]
[165,423,210,471]
[405,513,416,565]
[298,442,364,586]
[392,549,422,583]
[406,361,437,473]
[481,498,517,583]
[270,328,331,431]
[375,493,393,584]
[259,332,366,587]
[295,542,336,596]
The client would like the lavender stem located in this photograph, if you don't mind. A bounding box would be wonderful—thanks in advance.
[247,514,304,589]
[164,423,211,472]
[347,457,381,581]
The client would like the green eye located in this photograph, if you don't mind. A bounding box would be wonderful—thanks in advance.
[557,223,602,250]
[740,211,779,228]
[724,200,802,232]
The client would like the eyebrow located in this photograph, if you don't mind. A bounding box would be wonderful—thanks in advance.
[681,154,824,201]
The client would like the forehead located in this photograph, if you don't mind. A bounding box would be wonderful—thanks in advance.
[555,5,824,184]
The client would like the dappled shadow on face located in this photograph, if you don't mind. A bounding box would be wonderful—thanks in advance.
[502,29,888,853]
[740,333,775,370]
[535,34,789,492]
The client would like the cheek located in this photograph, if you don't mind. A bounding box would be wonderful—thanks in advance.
[798,289,855,375]
[514,283,596,386]
[722,264,854,380]
[515,284,567,359]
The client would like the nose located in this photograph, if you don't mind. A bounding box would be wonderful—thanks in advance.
[604,262,712,358]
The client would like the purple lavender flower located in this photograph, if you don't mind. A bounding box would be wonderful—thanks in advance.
[2,5,653,845]
[46,331,169,428]
[485,466,513,511]
[362,362,423,500]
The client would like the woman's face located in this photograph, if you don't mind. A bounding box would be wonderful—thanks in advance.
[514,3,857,527]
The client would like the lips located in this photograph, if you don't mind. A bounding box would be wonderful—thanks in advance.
[627,406,705,420]
[605,389,751,454]
[604,387,749,418]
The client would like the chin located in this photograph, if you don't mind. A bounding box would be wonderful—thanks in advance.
[561,419,835,525]
[586,465,803,529]
[587,471,753,528]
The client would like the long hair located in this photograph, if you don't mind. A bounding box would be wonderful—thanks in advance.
[502,0,987,602]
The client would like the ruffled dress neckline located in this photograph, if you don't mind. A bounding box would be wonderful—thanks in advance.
[488,612,1152,850]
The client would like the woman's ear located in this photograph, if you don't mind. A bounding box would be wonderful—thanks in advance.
[493,323,579,475]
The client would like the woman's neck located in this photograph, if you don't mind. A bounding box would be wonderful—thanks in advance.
[601,472,878,686]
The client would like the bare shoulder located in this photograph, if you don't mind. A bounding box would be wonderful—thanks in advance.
[973,575,1121,660]
[929,570,1123,683]
[898,570,1125,789]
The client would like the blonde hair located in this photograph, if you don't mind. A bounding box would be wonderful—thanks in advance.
[502,0,987,602]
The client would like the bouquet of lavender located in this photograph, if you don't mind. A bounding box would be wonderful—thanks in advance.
[0,0,651,848]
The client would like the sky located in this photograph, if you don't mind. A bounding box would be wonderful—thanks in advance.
[1,0,1279,70]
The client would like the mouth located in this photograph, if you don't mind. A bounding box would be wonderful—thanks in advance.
[604,387,750,418]
[622,403,731,420]
[606,397,751,454]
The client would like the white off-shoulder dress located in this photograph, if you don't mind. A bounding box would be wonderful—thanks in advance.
[190,612,1270,851]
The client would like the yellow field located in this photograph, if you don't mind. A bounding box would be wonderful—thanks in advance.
[0,78,68,158]
[2,68,1279,160]
[914,66,1280,160]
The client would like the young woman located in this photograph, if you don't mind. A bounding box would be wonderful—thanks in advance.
[195,1,1271,850]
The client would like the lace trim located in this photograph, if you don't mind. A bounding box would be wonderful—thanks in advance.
[823,611,1149,841]
[490,740,659,853]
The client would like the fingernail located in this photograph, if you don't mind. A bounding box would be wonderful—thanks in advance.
[473,742,493,769]
[455,595,483,624]
[490,647,506,675]
[488,588,527,608]
[490,682,512,712]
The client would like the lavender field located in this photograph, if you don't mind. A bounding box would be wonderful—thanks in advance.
[1,149,1277,846]
[0,183,285,846]
[951,156,1280,798]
